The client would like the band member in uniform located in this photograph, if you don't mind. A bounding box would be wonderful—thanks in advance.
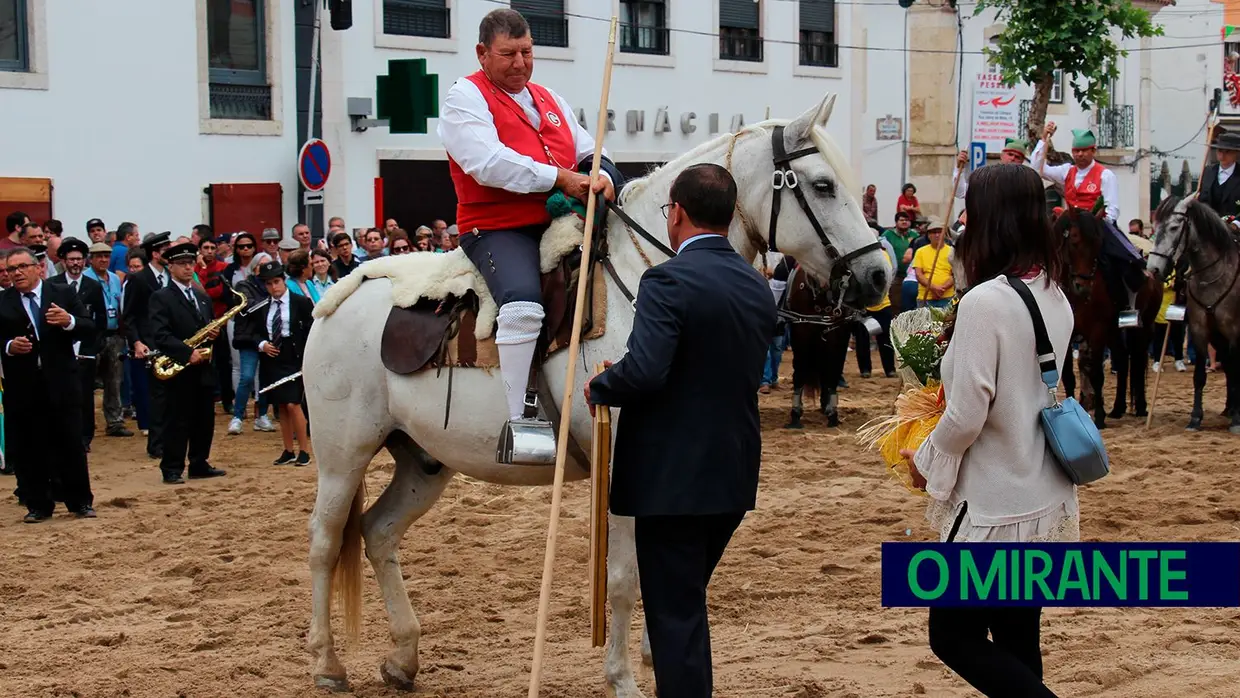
[124,231,172,459]
[148,242,226,484]
[1032,122,1146,321]
[1198,130,1240,218]
[237,261,313,466]
[51,237,107,452]
[0,247,97,521]
[439,7,623,457]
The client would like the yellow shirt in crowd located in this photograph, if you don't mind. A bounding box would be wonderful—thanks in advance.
[912,244,955,301]
[1156,270,1177,324]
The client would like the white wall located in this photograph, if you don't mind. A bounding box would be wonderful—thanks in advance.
[1148,0,1218,181]
[324,0,864,227]
[0,0,299,239]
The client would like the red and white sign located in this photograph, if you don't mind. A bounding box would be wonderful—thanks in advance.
[971,72,1020,150]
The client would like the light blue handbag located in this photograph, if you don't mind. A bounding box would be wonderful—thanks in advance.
[1006,276,1111,486]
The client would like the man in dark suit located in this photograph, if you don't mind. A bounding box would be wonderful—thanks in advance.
[123,231,171,459]
[585,164,776,697]
[1199,131,1240,217]
[148,242,226,485]
[0,247,97,522]
[51,237,107,452]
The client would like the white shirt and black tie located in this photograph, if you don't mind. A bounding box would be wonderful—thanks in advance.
[4,281,76,357]
[172,279,203,322]
[258,293,291,353]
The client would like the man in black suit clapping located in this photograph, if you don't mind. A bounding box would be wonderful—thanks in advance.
[585,164,777,697]
[51,237,107,452]
[0,247,97,522]
[148,242,226,485]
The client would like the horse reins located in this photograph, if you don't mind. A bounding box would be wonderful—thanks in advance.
[597,125,880,330]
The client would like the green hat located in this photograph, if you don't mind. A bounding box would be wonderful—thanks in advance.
[1071,129,1097,149]
[1002,138,1030,155]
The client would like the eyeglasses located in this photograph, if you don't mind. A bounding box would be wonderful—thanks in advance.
[235,243,255,250]
[392,245,411,254]
[660,202,677,219]
[6,263,37,273]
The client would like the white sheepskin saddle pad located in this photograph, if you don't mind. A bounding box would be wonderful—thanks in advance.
[312,215,585,340]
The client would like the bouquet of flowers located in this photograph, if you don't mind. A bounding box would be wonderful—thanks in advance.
[856,304,954,494]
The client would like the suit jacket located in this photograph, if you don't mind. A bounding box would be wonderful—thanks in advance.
[0,282,96,408]
[588,235,777,517]
[232,291,314,366]
[148,282,216,387]
[1199,163,1240,218]
[122,265,165,349]
[50,273,106,356]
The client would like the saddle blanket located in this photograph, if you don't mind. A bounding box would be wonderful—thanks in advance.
[313,214,588,340]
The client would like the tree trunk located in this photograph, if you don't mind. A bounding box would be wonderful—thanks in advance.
[1026,71,1055,149]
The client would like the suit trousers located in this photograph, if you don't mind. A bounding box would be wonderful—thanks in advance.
[635,512,745,698]
[159,373,215,478]
[147,366,167,455]
[928,606,1057,697]
[77,357,97,448]
[8,378,93,514]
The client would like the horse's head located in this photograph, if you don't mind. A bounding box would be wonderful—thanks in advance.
[1148,195,1193,281]
[743,94,889,310]
[1055,207,1103,296]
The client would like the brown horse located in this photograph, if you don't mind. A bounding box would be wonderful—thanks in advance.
[782,265,851,429]
[1055,208,1161,429]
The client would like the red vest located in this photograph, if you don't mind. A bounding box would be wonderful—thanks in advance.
[1064,163,1105,211]
[447,71,577,234]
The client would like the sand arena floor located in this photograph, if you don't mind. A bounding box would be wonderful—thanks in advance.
[1,355,1238,697]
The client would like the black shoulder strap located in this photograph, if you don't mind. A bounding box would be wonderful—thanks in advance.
[1005,275,1058,392]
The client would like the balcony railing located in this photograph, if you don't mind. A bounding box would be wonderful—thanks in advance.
[209,83,272,120]
[526,14,568,48]
[620,23,669,55]
[799,40,838,68]
[383,0,449,39]
[1096,104,1134,150]
[719,30,763,62]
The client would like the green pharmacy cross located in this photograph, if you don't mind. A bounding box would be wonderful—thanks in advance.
[377,58,439,135]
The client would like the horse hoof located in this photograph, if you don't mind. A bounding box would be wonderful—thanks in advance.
[1230,424,1240,435]
[1094,421,1107,431]
[314,675,349,693]
[1134,409,1148,418]
[380,660,417,691]
[826,415,840,428]
[784,422,804,430]
[1108,410,1126,420]
[1186,422,1202,432]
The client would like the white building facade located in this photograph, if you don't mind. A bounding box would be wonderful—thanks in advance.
[0,0,1223,241]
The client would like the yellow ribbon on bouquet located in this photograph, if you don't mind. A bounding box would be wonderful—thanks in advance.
[857,381,944,495]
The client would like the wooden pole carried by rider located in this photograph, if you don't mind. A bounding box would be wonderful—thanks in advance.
[527,16,619,697]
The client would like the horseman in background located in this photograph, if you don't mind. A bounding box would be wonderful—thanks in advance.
[438,8,623,460]
[1198,130,1240,218]
[951,137,1031,198]
[1033,121,1147,324]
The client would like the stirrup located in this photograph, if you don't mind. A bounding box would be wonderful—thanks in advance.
[496,418,557,465]
[1117,310,1141,329]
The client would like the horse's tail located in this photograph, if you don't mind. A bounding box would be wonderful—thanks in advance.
[334,480,367,644]
[803,383,819,404]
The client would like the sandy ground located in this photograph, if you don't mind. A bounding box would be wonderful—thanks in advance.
[1,353,1239,698]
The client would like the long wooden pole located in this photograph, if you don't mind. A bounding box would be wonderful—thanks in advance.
[1146,108,1217,428]
[527,18,619,697]
[943,160,963,226]
[589,363,612,648]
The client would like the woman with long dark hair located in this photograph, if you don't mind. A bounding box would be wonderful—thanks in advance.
[904,164,1075,697]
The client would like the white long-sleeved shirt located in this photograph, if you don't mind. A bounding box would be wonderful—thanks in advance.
[1219,163,1236,187]
[437,77,608,194]
[1030,141,1120,223]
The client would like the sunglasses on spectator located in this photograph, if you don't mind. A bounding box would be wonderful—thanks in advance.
[392,244,411,254]
[235,243,255,250]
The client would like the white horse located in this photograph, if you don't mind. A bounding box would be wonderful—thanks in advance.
[304,93,890,697]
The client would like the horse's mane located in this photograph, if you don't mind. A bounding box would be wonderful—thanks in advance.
[1183,197,1235,251]
[619,120,856,205]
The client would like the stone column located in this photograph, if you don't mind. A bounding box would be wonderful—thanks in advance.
[906,4,961,222]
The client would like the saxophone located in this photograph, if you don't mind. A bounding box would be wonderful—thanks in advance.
[151,286,248,380]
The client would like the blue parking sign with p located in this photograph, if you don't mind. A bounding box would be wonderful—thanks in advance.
[970,142,986,171]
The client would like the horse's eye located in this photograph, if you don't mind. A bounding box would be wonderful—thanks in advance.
[812,179,835,197]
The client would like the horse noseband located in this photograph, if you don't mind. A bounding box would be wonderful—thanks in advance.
[768,125,881,312]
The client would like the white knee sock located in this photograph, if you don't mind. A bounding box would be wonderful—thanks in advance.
[495,301,545,420]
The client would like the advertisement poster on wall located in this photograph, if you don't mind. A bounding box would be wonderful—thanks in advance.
[971,72,1020,150]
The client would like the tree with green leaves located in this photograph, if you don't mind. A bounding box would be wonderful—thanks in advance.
[975,0,1163,147]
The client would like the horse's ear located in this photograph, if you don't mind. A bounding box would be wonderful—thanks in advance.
[785,93,837,146]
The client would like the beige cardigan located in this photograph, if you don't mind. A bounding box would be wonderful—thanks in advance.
[915,273,1080,542]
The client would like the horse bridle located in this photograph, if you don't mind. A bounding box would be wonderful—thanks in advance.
[599,125,881,330]
[1149,210,1240,314]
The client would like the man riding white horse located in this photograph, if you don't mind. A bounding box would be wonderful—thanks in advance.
[1032,121,1147,324]
[438,8,624,461]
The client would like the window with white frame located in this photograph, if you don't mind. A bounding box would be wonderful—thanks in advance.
[0,0,28,72]
[512,0,567,48]
[798,0,836,68]
[620,0,668,56]
[1050,69,1064,104]
[384,0,450,39]
[719,0,761,62]
[207,0,270,120]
